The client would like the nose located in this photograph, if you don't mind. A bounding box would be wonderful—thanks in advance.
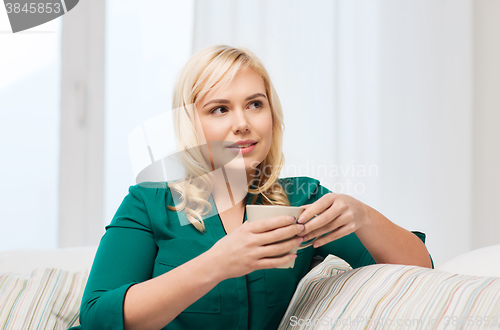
[232,108,250,133]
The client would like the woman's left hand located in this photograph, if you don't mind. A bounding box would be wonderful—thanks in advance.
[296,193,371,248]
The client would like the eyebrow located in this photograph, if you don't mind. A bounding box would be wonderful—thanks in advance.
[203,93,267,108]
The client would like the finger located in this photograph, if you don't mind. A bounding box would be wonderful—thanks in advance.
[301,211,346,241]
[255,223,305,246]
[296,202,340,237]
[258,236,303,259]
[248,215,296,233]
[312,223,355,248]
[257,253,298,270]
[297,193,337,224]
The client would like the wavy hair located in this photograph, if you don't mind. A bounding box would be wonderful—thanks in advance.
[167,45,290,233]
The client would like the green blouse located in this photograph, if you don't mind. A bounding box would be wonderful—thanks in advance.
[70,176,433,330]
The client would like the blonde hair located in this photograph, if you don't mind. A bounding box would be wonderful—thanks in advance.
[167,44,290,233]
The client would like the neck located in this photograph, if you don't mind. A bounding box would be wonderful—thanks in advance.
[211,177,249,213]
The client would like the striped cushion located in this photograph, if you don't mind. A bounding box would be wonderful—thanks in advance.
[279,254,500,329]
[0,268,88,329]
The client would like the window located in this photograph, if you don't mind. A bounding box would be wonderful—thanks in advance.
[0,19,61,250]
[104,0,194,225]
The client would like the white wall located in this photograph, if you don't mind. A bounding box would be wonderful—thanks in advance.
[472,0,500,250]
[374,0,473,267]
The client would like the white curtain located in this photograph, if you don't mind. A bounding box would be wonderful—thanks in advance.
[193,0,500,267]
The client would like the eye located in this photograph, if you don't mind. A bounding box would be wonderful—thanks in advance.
[210,106,228,115]
[247,101,262,109]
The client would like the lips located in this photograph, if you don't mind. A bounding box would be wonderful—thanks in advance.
[227,139,258,148]
[227,142,257,149]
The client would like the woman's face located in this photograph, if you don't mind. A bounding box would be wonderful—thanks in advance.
[194,68,273,181]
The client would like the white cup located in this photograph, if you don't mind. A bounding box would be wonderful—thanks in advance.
[246,205,318,268]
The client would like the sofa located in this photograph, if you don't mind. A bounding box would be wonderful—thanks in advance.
[0,246,97,329]
[1,245,499,329]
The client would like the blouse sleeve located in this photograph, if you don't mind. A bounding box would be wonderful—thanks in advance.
[79,185,158,329]
[311,183,435,269]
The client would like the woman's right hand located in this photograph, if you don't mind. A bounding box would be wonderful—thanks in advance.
[208,216,306,280]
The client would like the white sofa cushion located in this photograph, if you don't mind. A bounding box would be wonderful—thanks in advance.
[436,244,500,278]
[0,246,97,275]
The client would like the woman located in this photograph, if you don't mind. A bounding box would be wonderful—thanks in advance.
[71,45,433,330]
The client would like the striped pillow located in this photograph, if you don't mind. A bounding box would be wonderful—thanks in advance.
[0,268,88,329]
[279,254,500,329]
